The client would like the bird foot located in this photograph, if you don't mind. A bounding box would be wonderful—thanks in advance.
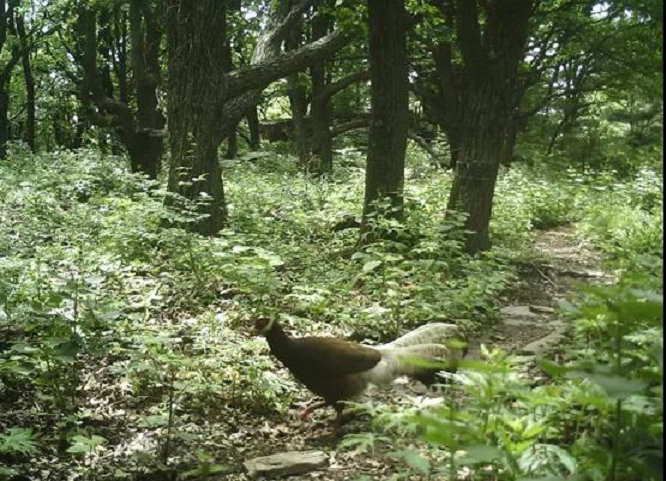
[299,401,327,422]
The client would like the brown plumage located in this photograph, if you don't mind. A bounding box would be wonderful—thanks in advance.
[253,318,466,434]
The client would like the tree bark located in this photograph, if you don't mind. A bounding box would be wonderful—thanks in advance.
[0,0,20,159]
[128,0,164,178]
[165,0,228,235]
[75,2,164,177]
[445,0,533,254]
[361,0,408,242]
[16,14,35,152]
[164,0,348,235]
[286,21,310,167]
[246,106,261,149]
[225,129,238,159]
[308,11,333,175]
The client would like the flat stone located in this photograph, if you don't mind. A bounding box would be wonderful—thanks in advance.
[244,451,329,478]
[500,306,537,318]
[504,318,537,327]
[511,355,537,364]
[529,305,556,314]
[518,326,568,356]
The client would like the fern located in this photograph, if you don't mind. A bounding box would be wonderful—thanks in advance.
[0,428,38,456]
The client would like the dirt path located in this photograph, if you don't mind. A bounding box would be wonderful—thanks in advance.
[221,226,613,481]
[466,225,613,360]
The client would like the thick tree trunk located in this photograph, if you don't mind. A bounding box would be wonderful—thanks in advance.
[361,0,408,240]
[165,0,228,235]
[445,0,532,254]
[308,12,333,175]
[164,0,348,235]
[16,15,35,153]
[446,82,505,253]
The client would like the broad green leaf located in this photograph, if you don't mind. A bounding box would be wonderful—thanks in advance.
[362,260,382,273]
[459,444,502,465]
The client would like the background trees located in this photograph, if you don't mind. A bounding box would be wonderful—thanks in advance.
[0,0,660,240]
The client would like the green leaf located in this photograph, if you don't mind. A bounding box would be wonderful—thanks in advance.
[459,444,503,465]
[6,361,35,376]
[568,372,649,399]
[67,435,107,454]
[401,449,430,474]
[0,428,38,455]
[137,414,169,428]
[362,260,382,273]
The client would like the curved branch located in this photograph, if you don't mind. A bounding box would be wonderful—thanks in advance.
[225,29,350,99]
[315,69,369,104]
[331,116,370,138]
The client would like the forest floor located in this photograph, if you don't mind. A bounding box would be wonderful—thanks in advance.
[5,225,614,481]
[213,225,614,481]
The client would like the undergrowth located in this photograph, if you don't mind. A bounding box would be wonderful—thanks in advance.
[0,147,662,479]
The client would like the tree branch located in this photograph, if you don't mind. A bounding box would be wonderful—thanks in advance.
[315,69,369,104]
[225,29,350,98]
[331,116,370,138]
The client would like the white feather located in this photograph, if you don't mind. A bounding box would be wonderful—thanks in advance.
[381,322,462,349]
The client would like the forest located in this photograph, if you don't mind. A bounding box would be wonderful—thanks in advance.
[0,0,662,480]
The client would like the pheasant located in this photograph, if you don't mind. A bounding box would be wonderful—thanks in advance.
[253,318,466,434]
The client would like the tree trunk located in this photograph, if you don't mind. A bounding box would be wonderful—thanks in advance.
[165,0,228,235]
[0,86,9,158]
[361,0,408,241]
[163,0,348,235]
[225,128,238,159]
[16,14,35,153]
[286,23,310,167]
[247,106,260,149]
[446,81,505,253]
[0,0,20,159]
[128,0,164,179]
[445,0,532,254]
[308,11,333,175]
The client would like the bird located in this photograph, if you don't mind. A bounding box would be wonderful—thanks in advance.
[252,317,467,435]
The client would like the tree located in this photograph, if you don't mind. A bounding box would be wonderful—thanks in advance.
[0,0,20,159]
[15,13,34,152]
[360,0,408,241]
[165,0,349,235]
[75,0,164,178]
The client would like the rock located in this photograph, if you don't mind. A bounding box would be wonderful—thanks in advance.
[559,268,607,278]
[244,451,329,478]
[529,305,556,314]
[500,306,537,318]
[511,355,537,364]
[504,318,537,327]
[518,326,568,356]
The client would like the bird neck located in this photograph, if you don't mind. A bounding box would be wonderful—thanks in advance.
[265,321,293,360]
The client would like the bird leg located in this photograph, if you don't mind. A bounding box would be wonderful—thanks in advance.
[329,404,345,437]
[299,401,327,422]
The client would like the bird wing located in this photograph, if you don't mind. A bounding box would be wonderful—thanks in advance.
[290,337,382,376]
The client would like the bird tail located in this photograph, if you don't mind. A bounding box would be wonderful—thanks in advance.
[367,342,465,387]
[383,322,466,351]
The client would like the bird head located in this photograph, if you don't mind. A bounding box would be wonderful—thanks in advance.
[252,317,277,336]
